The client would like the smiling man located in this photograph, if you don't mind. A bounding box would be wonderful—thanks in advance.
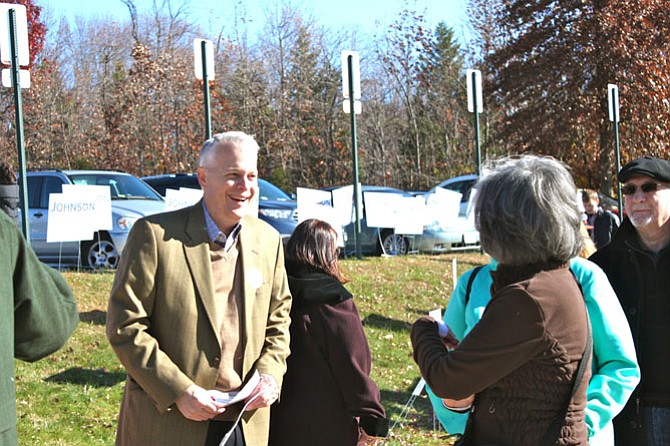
[106,132,292,446]
[590,156,670,445]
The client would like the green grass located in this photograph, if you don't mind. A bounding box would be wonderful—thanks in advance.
[15,252,489,445]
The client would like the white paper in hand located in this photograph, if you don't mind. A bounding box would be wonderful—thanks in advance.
[208,370,260,407]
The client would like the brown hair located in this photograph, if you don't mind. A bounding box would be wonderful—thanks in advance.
[581,189,599,203]
[0,161,16,185]
[285,219,349,283]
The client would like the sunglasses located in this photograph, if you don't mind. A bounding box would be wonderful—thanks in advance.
[621,182,663,196]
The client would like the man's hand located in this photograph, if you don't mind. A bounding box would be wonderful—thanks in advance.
[175,384,227,421]
[244,374,279,411]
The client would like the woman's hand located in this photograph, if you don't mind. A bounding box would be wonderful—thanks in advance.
[442,394,475,412]
[428,316,460,350]
[440,327,460,350]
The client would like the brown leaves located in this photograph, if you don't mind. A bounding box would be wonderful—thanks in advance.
[471,0,670,190]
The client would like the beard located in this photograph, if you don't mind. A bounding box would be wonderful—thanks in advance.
[629,213,653,229]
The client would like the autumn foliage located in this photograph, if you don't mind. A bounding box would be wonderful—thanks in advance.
[468,0,670,193]
[1,0,669,195]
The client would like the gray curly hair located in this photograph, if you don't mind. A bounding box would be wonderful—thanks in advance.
[475,154,583,266]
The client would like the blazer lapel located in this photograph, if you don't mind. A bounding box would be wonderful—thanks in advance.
[183,203,221,346]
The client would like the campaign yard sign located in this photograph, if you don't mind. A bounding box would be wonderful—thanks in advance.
[165,187,203,211]
[47,185,112,243]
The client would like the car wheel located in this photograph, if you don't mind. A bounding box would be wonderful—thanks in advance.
[381,231,408,256]
[81,234,119,269]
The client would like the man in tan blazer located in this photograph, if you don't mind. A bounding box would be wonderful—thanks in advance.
[106,131,292,446]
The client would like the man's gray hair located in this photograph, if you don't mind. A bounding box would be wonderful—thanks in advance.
[475,154,583,266]
[198,131,259,167]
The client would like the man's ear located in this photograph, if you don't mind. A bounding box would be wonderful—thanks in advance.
[197,167,207,188]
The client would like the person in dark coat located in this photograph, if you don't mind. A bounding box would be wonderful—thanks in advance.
[582,188,619,249]
[269,219,388,446]
[590,156,670,445]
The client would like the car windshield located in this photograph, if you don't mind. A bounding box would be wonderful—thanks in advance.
[258,179,292,201]
[69,173,163,200]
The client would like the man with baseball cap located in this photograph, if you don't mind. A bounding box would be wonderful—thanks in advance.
[591,156,670,444]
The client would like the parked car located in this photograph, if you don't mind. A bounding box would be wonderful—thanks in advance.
[25,170,165,269]
[420,174,483,253]
[141,173,299,241]
[418,216,480,254]
[328,185,480,257]
[327,186,413,256]
[430,174,478,216]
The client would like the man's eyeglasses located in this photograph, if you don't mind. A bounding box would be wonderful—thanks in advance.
[621,182,663,196]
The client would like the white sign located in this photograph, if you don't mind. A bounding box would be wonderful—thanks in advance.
[46,184,115,243]
[0,3,29,66]
[194,38,215,80]
[608,83,619,123]
[1,67,29,88]
[296,187,334,222]
[342,99,362,114]
[46,194,94,242]
[425,187,461,228]
[363,192,406,229]
[330,185,357,227]
[165,187,202,211]
[341,50,360,100]
[466,69,483,113]
[394,196,427,235]
[296,187,344,246]
[61,185,112,231]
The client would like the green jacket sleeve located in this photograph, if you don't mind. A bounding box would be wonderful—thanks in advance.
[5,213,79,362]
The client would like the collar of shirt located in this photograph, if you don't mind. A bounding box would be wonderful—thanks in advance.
[202,202,242,251]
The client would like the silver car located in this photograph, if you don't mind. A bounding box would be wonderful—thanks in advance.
[420,174,481,253]
[25,170,165,269]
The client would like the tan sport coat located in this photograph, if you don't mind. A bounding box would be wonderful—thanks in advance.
[106,203,292,446]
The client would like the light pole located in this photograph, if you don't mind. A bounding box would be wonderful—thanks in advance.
[342,51,362,259]
[1,4,31,241]
[466,69,483,176]
[608,84,623,216]
[194,39,214,140]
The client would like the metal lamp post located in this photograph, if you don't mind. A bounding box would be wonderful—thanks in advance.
[342,50,362,259]
[608,84,623,216]
[194,39,214,140]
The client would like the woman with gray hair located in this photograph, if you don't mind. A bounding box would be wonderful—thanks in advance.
[411,155,591,445]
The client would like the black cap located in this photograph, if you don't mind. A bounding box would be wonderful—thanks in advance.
[617,156,670,183]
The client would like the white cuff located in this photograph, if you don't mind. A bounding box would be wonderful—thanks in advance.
[442,400,472,413]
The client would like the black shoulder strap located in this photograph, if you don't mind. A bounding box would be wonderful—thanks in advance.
[464,265,484,306]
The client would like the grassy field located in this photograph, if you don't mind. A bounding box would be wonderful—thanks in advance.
[15,252,489,445]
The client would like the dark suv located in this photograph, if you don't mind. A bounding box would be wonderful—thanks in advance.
[141,173,299,241]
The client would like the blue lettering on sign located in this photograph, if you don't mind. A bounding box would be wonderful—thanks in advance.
[49,202,97,212]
